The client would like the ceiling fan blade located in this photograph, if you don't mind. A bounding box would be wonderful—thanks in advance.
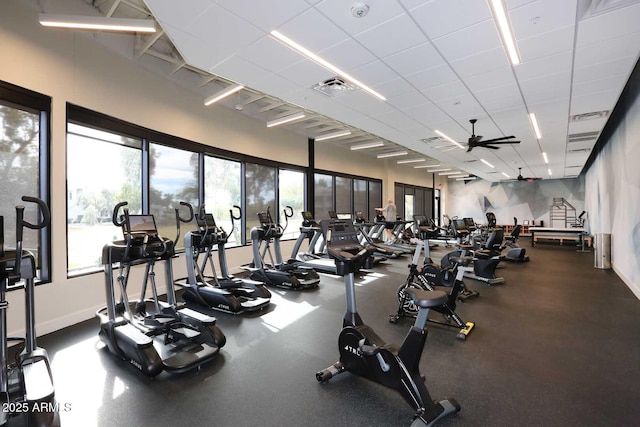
[484,145,501,150]
[468,135,482,144]
[485,140,520,145]
[481,135,516,143]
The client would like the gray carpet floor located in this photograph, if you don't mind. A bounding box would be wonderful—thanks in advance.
[32,241,640,427]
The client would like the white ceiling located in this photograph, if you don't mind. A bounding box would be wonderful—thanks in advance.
[36,0,640,181]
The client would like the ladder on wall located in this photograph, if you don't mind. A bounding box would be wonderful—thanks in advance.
[550,198,576,228]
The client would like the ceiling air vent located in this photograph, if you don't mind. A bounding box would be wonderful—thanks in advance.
[568,148,592,153]
[570,110,609,122]
[421,137,443,143]
[568,131,600,143]
[312,77,355,97]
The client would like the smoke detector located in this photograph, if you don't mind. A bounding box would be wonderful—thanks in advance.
[351,2,370,18]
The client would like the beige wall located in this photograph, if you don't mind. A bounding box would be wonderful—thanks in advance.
[1,0,436,336]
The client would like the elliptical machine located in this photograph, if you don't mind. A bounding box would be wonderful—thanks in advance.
[247,206,320,290]
[1,196,59,427]
[177,202,271,314]
[315,219,460,426]
[389,237,476,340]
[96,202,226,377]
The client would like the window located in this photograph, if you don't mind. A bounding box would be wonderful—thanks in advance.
[66,123,142,275]
[279,169,305,240]
[314,173,333,220]
[335,176,352,218]
[353,179,367,218]
[1,81,50,286]
[245,163,275,238]
[204,156,242,246]
[149,143,198,248]
[368,181,381,221]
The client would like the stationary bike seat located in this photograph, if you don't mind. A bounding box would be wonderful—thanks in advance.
[449,255,473,266]
[403,289,448,308]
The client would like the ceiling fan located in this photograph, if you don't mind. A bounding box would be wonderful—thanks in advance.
[516,167,541,182]
[462,119,520,152]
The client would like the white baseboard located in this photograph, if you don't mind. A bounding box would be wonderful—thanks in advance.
[612,262,640,300]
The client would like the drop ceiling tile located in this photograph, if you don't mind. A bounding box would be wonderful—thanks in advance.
[179,4,264,67]
[513,50,573,81]
[371,110,421,130]
[573,56,638,85]
[410,0,492,39]
[349,60,399,86]
[355,13,428,58]
[277,59,335,88]
[320,38,377,71]
[146,0,211,29]
[437,93,485,120]
[421,80,469,102]
[216,0,311,32]
[160,25,221,70]
[570,93,619,116]
[405,64,458,91]
[505,0,538,10]
[372,78,415,98]
[572,75,627,98]
[382,42,445,75]
[237,35,305,73]
[509,0,577,40]
[252,72,303,98]
[335,91,395,116]
[315,0,406,36]
[209,55,271,87]
[399,0,430,11]
[461,66,515,92]
[387,91,432,110]
[276,7,349,52]
[432,19,502,62]
[449,47,510,78]
[517,25,575,62]
[576,3,640,47]
[475,84,522,109]
[520,71,571,98]
[574,31,640,69]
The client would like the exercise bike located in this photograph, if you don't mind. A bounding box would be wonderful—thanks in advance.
[390,237,476,340]
[316,219,460,426]
[1,196,59,427]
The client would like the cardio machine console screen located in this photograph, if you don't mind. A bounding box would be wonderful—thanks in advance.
[257,212,273,227]
[125,215,158,237]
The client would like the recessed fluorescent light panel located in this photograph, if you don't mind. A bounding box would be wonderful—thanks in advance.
[350,141,384,150]
[456,176,477,181]
[315,130,352,141]
[266,111,305,127]
[413,163,441,169]
[438,171,460,175]
[529,113,542,139]
[548,168,552,176]
[428,168,451,173]
[204,84,244,106]
[270,30,386,101]
[434,130,465,149]
[502,172,510,178]
[376,150,408,159]
[490,0,520,65]
[480,159,495,168]
[542,152,549,164]
[397,158,425,164]
[39,14,156,33]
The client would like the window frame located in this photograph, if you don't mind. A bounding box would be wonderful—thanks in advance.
[0,80,51,288]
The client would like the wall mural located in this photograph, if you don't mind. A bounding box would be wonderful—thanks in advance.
[447,177,585,229]
[585,86,640,297]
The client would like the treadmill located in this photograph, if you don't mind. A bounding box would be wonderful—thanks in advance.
[290,211,338,274]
